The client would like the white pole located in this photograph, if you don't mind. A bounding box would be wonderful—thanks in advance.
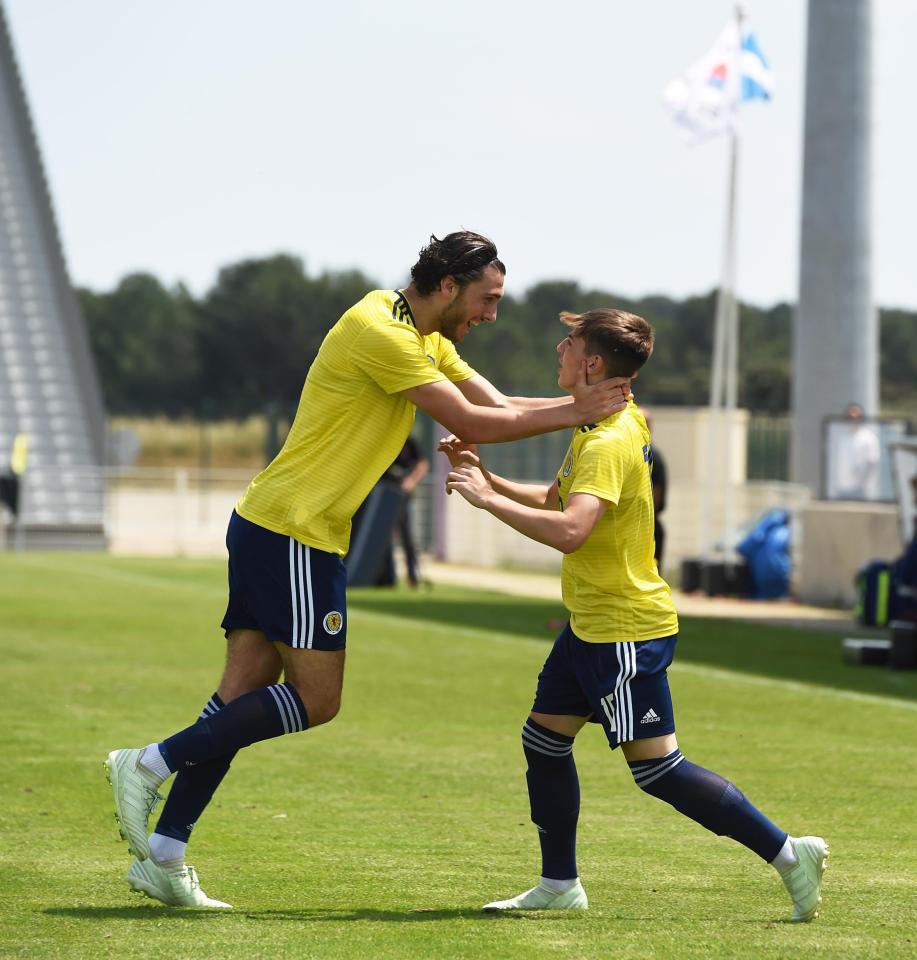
[723,132,740,560]
[700,5,743,565]
[700,231,728,561]
[723,4,744,562]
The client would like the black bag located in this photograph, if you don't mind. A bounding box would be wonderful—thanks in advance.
[854,560,896,627]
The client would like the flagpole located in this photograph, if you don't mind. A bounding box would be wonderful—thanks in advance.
[723,3,744,565]
[666,5,773,583]
[722,129,739,564]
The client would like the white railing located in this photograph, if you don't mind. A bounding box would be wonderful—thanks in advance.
[7,466,435,558]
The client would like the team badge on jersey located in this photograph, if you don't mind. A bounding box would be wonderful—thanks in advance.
[562,452,574,477]
[323,611,343,635]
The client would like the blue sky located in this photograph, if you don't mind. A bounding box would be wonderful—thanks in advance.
[6,0,915,309]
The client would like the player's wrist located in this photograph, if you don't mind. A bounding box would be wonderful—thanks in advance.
[568,396,593,427]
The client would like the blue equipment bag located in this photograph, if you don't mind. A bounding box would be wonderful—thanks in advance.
[736,509,791,599]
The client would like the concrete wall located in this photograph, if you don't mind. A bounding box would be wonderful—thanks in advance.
[795,501,901,607]
[647,405,747,484]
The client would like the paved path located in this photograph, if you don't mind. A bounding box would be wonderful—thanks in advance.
[424,561,864,634]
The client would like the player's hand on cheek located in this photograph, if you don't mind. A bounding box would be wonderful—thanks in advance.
[571,363,631,422]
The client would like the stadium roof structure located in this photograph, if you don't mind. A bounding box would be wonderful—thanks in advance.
[0,1,106,547]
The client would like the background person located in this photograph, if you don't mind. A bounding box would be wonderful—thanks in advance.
[642,410,668,573]
[350,435,430,587]
[383,435,429,587]
[832,402,880,501]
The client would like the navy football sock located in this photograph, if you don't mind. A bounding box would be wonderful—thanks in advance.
[157,683,308,772]
[153,693,236,843]
[629,748,787,861]
[522,719,580,880]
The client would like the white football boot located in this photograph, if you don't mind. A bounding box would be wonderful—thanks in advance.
[104,748,163,861]
[483,879,588,912]
[778,836,829,922]
[127,858,232,909]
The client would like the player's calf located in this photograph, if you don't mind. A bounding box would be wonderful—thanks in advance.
[628,748,787,860]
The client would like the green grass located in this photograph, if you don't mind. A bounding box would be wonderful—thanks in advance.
[1,554,915,960]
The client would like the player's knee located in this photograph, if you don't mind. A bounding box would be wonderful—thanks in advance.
[300,689,341,727]
[520,718,574,763]
[629,747,686,796]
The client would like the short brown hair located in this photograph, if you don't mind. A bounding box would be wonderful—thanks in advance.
[560,308,654,378]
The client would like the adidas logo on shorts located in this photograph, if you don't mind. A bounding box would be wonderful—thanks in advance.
[640,708,661,724]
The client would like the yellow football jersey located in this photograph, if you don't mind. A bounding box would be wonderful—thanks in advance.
[236,290,475,555]
[557,400,678,643]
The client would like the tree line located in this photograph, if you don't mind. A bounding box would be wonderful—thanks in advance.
[78,254,916,420]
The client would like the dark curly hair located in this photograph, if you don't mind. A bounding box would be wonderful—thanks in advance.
[410,231,506,296]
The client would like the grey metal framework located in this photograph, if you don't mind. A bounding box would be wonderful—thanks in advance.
[0,2,106,545]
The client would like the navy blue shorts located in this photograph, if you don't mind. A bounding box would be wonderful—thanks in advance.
[532,623,677,749]
[221,511,347,651]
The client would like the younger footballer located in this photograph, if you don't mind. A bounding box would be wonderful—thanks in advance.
[442,308,828,922]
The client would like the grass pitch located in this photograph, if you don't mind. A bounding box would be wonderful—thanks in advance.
[1,553,915,960]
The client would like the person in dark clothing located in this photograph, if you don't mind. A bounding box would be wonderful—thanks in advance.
[381,436,430,587]
[644,412,667,574]
[894,475,917,621]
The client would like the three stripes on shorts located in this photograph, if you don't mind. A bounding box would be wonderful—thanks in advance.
[289,538,315,649]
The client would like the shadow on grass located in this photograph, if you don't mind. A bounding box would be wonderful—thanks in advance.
[43,906,546,924]
[350,586,917,703]
[242,908,497,923]
[44,906,224,921]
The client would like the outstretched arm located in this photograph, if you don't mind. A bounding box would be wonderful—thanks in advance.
[454,375,587,411]
[404,365,629,443]
[445,462,607,554]
[438,437,556,509]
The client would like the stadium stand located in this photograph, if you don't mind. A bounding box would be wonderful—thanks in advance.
[0,4,106,548]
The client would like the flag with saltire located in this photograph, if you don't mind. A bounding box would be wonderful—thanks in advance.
[664,19,774,142]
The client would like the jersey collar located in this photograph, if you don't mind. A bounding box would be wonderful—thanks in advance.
[392,290,416,328]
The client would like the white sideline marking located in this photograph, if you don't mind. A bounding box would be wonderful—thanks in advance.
[669,661,917,713]
[353,608,917,715]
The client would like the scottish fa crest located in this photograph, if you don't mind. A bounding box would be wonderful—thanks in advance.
[323,611,343,635]
[562,452,573,477]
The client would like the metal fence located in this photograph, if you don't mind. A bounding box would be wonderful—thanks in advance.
[438,417,794,484]
[746,416,791,481]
